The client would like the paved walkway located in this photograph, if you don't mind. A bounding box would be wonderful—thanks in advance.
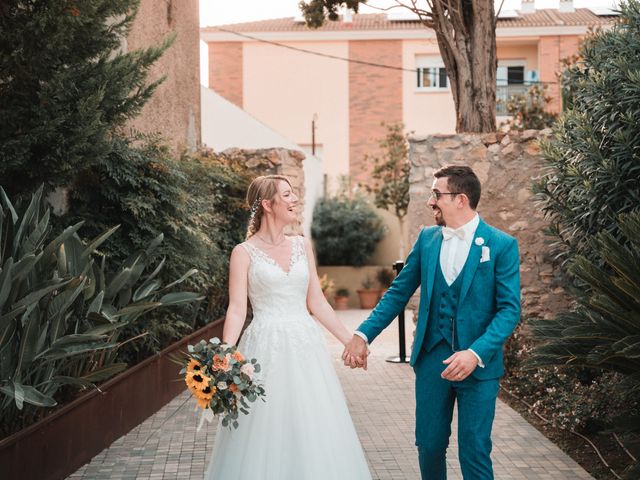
[68,310,592,479]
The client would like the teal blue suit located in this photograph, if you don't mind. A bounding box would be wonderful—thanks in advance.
[357,219,521,479]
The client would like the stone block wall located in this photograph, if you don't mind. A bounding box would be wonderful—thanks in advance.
[222,147,306,235]
[408,130,570,320]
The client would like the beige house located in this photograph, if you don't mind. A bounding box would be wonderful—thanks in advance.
[201,3,616,264]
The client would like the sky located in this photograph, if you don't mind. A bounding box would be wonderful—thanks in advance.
[198,0,618,84]
[199,0,618,27]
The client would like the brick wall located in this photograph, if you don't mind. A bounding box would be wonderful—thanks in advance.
[349,40,403,183]
[208,42,243,107]
[538,35,582,113]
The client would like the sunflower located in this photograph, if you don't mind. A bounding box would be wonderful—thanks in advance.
[187,358,203,373]
[185,370,210,392]
[194,385,216,409]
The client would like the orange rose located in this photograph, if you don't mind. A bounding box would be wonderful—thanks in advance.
[213,354,230,371]
[232,351,245,362]
[229,383,239,393]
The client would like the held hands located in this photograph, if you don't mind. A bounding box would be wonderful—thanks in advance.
[342,335,369,370]
[441,350,479,381]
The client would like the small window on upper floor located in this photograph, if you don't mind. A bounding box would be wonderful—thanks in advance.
[415,56,449,91]
[417,67,448,90]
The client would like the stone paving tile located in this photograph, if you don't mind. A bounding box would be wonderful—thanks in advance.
[68,309,593,479]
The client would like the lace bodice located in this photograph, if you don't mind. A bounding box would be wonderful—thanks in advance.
[241,236,310,322]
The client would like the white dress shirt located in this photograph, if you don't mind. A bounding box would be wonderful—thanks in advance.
[355,214,484,367]
[440,214,479,286]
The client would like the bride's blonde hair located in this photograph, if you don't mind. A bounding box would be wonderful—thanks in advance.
[245,175,293,239]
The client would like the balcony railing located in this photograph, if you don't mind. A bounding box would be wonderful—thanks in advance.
[496,83,536,115]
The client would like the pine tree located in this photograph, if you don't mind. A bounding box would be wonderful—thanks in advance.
[0,0,172,197]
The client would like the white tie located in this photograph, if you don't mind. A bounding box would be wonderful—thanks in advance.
[442,227,465,241]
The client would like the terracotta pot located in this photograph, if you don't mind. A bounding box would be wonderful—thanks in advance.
[334,295,350,310]
[357,289,381,309]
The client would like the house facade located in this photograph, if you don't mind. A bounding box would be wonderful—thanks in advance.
[201,4,616,185]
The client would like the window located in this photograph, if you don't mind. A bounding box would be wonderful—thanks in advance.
[415,56,448,91]
[417,66,448,89]
[497,63,526,86]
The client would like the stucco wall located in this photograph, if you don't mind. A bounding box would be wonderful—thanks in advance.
[126,0,201,152]
[407,130,571,319]
[242,41,350,180]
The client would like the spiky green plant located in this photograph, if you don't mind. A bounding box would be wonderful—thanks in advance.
[529,211,640,478]
[0,186,202,436]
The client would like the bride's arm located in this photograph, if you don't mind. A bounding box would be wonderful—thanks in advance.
[304,238,353,346]
[222,245,250,345]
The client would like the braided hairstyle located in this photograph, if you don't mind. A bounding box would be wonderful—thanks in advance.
[245,175,292,239]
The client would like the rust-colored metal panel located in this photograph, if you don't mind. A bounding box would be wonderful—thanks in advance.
[0,319,224,480]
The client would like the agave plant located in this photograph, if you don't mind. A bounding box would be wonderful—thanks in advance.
[529,211,640,477]
[0,186,202,435]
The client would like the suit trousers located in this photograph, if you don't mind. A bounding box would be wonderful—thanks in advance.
[414,340,499,480]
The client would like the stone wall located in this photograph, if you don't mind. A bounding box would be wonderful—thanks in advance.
[222,147,306,235]
[408,130,570,320]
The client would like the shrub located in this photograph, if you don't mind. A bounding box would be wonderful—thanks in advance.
[502,84,558,130]
[311,195,385,267]
[528,212,640,477]
[0,187,201,437]
[63,142,253,362]
[533,2,640,269]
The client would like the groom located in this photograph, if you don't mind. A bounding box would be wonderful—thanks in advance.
[343,165,521,479]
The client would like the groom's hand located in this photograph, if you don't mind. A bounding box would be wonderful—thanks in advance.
[342,335,368,370]
[441,350,479,381]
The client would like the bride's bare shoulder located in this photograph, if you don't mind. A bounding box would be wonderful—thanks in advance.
[231,243,251,262]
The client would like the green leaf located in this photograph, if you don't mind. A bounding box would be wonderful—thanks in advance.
[81,363,128,382]
[81,225,121,259]
[158,292,204,306]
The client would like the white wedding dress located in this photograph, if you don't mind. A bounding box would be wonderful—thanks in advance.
[204,236,372,479]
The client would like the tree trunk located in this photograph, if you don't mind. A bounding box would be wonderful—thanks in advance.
[431,1,497,133]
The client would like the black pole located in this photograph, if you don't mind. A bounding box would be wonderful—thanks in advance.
[386,260,410,364]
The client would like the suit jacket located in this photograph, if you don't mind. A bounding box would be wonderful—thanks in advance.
[357,218,521,380]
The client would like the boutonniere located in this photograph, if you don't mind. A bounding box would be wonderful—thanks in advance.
[480,246,491,263]
[475,237,484,246]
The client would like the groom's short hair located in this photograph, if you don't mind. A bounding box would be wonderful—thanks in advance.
[434,166,481,209]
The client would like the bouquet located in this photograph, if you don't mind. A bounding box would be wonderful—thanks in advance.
[175,337,265,429]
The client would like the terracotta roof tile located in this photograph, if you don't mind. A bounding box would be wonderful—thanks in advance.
[202,9,616,34]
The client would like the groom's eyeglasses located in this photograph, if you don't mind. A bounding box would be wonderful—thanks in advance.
[430,190,461,201]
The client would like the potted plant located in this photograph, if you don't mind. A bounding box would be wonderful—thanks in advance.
[376,267,395,299]
[334,287,350,310]
[319,273,335,300]
[357,276,381,309]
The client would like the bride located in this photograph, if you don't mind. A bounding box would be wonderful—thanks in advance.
[204,175,372,479]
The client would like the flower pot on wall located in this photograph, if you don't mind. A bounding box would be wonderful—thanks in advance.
[357,289,381,309]
[334,295,349,310]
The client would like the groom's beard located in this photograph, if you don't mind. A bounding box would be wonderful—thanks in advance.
[433,208,446,226]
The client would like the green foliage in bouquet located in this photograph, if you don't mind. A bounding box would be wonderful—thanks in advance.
[529,211,640,478]
[174,338,265,430]
[533,1,640,270]
[0,186,202,437]
[311,195,385,267]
